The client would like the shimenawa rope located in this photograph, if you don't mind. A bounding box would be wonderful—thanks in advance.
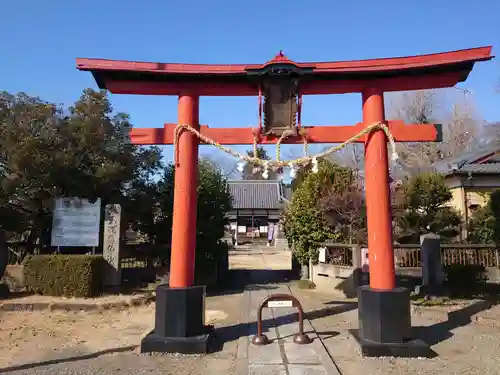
[173,122,399,172]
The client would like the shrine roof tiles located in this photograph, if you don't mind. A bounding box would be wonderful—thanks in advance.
[228,180,285,210]
[435,143,500,176]
[451,164,500,175]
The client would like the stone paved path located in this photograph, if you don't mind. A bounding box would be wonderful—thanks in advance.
[237,283,341,375]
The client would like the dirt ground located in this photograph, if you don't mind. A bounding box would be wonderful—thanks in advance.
[0,292,242,369]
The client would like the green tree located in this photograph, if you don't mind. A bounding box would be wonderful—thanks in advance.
[284,160,346,274]
[393,172,461,243]
[0,92,61,248]
[0,90,162,257]
[467,190,500,244]
[196,159,232,265]
[490,190,500,244]
[121,178,164,245]
[0,229,6,282]
[242,146,277,180]
[153,158,232,267]
[290,164,312,191]
[468,205,495,244]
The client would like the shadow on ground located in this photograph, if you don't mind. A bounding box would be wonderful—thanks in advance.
[332,271,424,298]
[206,269,297,297]
[413,299,495,347]
[117,268,295,297]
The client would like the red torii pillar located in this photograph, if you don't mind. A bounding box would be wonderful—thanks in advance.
[362,87,396,291]
[75,46,493,357]
[169,94,199,289]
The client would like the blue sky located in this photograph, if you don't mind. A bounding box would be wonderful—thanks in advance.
[1,0,499,169]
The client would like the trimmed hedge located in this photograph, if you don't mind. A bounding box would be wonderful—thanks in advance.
[443,264,488,297]
[23,255,105,298]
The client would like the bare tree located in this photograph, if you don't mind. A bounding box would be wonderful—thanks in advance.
[387,89,484,177]
[389,89,444,124]
[330,143,364,175]
[481,122,500,145]
[442,92,483,154]
[319,172,366,244]
[201,151,239,179]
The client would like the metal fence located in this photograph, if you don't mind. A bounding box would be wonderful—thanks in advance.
[322,243,355,267]
[119,244,169,285]
[394,244,498,268]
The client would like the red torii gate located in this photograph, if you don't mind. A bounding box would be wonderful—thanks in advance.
[77,46,493,356]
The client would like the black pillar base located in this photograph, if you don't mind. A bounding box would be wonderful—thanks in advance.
[140,284,215,354]
[349,285,435,358]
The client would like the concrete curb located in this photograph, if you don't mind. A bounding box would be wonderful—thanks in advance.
[302,319,343,375]
[0,294,155,312]
[235,288,251,375]
[286,285,343,375]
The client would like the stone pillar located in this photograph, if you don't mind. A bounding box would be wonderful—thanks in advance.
[350,244,364,292]
[231,222,238,247]
[222,224,233,247]
[273,222,288,249]
[420,233,443,290]
[103,204,122,288]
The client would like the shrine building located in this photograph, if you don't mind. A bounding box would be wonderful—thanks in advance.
[226,180,291,240]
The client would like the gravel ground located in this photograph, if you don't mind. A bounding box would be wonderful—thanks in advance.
[292,287,500,375]
[3,352,237,375]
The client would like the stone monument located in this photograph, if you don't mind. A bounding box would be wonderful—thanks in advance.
[420,233,443,294]
[103,204,122,288]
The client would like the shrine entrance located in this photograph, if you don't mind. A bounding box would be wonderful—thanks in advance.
[77,46,493,356]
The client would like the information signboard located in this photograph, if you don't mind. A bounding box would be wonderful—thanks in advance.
[51,198,101,247]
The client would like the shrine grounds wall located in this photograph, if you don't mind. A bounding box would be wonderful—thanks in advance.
[312,243,500,297]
